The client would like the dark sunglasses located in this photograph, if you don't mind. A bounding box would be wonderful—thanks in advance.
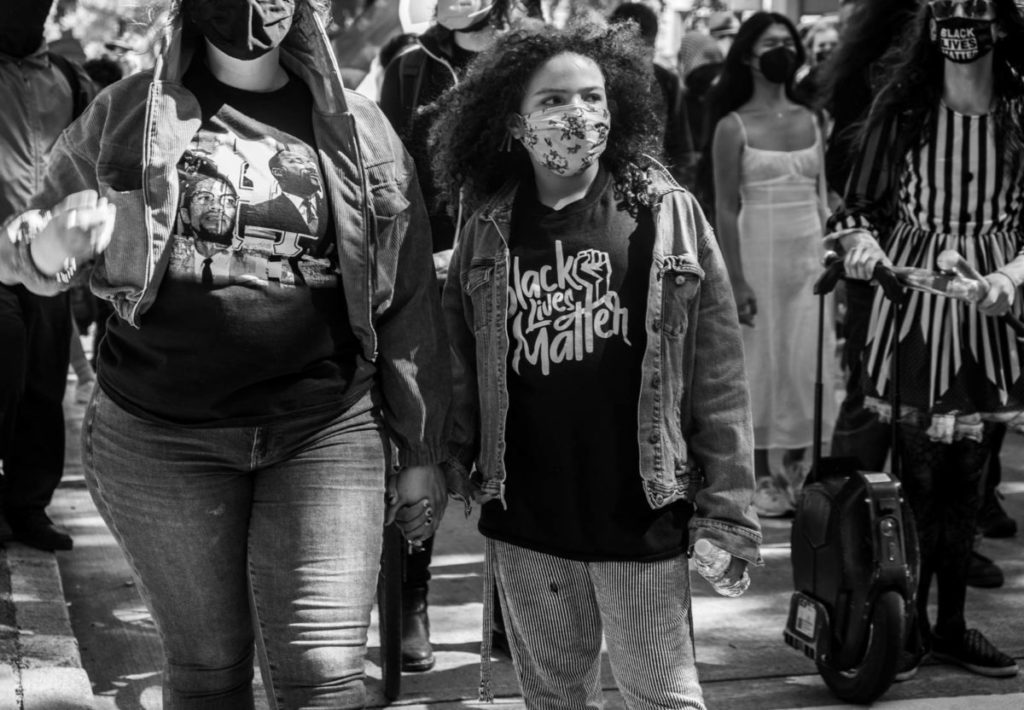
[929,0,996,20]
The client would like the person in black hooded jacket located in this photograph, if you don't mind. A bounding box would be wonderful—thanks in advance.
[378,0,545,673]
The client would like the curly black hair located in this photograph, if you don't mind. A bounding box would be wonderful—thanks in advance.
[861,0,1024,164]
[428,20,663,217]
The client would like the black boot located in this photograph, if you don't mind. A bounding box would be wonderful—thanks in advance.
[7,510,72,551]
[0,510,13,544]
[401,585,435,672]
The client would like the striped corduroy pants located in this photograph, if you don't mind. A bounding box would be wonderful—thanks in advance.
[491,539,706,710]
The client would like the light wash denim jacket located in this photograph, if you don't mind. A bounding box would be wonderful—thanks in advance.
[443,166,762,564]
[0,5,450,467]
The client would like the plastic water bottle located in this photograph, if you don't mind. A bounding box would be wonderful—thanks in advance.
[693,539,750,598]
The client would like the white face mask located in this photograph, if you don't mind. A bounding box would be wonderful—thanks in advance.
[436,1,494,31]
[515,104,610,177]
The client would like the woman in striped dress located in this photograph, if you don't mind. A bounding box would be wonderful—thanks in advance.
[830,0,1023,679]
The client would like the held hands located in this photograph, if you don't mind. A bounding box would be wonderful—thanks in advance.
[33,190,116,275]
[385,464,448,548]
[838,230,891,281]
[732,279,757,327]
[979,271,1016,317]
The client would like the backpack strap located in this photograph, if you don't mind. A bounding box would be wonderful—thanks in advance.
[48,52,89,119]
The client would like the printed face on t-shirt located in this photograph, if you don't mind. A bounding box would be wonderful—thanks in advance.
[269,149,321,198]
[170,134,330,289]
[181,176,239,247]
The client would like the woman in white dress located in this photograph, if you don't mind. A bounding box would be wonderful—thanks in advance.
[703,11,836,516]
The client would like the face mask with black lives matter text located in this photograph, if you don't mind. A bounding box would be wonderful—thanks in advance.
[931,17,995,63]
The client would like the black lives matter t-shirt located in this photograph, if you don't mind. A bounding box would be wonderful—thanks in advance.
[478,167,690,561]
[99,58,369,426]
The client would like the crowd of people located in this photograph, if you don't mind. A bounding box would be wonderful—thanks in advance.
[0,1,1022,708]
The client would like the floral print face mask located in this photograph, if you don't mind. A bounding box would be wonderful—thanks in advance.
[515,104,610,177]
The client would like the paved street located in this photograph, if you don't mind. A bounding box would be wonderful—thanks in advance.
[48,385,1024,709]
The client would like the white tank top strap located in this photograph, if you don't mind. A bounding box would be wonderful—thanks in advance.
[811,110,824,149]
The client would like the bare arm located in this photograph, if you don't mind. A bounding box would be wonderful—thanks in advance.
[712,114,756,326]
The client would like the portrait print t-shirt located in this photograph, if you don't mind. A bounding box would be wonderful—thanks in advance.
[478,168,690,561]
[99,58,368,426]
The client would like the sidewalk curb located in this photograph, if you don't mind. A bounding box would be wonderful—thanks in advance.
[1,544,94,709]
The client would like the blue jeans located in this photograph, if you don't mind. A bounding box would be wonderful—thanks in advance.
[82,387,387,709]
[491,540,705,710]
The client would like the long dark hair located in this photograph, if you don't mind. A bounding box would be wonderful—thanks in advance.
[816,0,920,190]
[429,21,662,217]
[818,0,920,118]
[703,12,808,139]
[696,12,809,215]
[861,0,1024,162]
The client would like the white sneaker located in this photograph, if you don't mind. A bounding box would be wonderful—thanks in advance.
[753,477,794,518]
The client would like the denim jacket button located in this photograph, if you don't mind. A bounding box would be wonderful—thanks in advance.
[651,374,661,389]
[649,431,660,443]
[675,275,686,285]
[651,319,660,332]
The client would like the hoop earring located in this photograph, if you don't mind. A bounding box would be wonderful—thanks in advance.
[500,131,514,152]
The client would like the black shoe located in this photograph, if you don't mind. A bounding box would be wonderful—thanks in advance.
[966,550,1003,589]
[894,623,930,682]
[978,491,1018,539]
[894,649,926,682]
[490,625,511,658]
[8,511,73,552]
[401,585,435,672]
[932,628,1019,678]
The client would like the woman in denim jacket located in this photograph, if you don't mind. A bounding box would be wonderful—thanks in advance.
[429,21,761,709]
[0,1,451,707]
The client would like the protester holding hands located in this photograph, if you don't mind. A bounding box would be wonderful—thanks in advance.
[1,1,451,707]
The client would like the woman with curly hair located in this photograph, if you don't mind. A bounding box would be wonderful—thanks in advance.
[432,20,761,708]
[831,0,1024,679]
[703,12,835,518]
[0,0,452,706]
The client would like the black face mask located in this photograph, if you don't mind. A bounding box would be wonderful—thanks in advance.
[931,17,995,64]
[188,0,295,60]
[757,46,798,84]
[0,1,52,58]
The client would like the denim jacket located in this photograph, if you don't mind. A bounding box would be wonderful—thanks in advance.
[0,5,450,467]
[443,166,762,564]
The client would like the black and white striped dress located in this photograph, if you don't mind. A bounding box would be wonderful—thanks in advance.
[830,102,1024,441]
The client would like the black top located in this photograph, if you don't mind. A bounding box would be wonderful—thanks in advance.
[380,29,478,254]
[479,167,690,561]
[652,63,694,183]
[99,58,369,426]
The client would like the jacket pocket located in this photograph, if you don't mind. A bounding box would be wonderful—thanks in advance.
[462,258,496,333]
[661,256,704,337]
[369,182,411,244]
